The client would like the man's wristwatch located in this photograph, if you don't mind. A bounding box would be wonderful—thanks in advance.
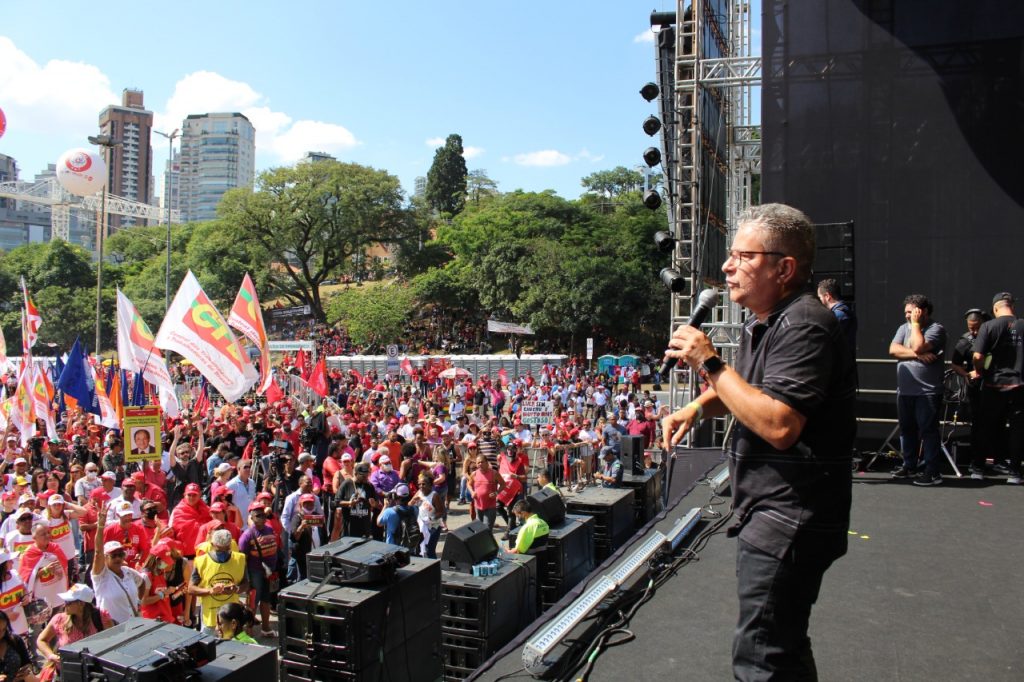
[700,355,726,379]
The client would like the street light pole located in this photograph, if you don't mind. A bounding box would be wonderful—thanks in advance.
[154,128,179,313]
[88,134,120,356]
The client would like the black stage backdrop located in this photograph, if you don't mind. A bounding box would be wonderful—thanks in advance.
[761,0,1024,442]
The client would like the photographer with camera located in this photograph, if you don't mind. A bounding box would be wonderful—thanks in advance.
[332,462,377,540]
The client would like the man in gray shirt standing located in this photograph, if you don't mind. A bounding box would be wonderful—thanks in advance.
[889,294,948,485]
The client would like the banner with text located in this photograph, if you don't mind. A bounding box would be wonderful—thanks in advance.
[520,400,555,426]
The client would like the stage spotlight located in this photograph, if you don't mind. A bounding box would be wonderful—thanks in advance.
[660,267,687,292]
[643,147,661,167]
[639,82,660,102]
[643,116,662,137]
[654,230,676,253]
[643,189,663,210]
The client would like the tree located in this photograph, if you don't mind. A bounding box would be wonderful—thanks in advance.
[325,283,416,348]
[217,160,408,322]
[580,166,662,198]
[466,169,499,206]
[425,134,468,216]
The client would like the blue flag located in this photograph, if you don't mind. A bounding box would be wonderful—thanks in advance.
[131,371,147,407]
[56,338,101,416]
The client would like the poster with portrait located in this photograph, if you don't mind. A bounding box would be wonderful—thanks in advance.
[124,406,162,463]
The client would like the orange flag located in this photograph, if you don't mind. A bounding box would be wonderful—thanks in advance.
[227,273,272,394]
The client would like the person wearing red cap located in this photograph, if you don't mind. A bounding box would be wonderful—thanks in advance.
[102,501,151,569]
[288,494,325,580]
[169,484,211,559]
[198,503,241,545]
[238,502,278,638]
[138,546,175,623]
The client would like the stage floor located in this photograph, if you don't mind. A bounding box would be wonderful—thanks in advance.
[477,470,1024,681]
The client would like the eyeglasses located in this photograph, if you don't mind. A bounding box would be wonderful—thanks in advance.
[725,250,786,263]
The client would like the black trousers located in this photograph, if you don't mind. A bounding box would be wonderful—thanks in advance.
[733,540,834,682]
[975,386,1024,472]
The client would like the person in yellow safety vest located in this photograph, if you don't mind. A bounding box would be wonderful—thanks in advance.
[506,499,549,554]
[189,529,247,637]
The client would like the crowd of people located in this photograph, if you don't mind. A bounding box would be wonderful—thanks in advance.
[0,357,669,676]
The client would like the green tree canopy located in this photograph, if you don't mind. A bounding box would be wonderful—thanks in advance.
[218,160,408,321]
[325,283,416,349]
[425,134,468,216]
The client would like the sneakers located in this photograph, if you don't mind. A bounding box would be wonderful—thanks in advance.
[993,462,1013,476]
[912,472,942,486]
[969,467,985,481]
[891,465,915,479]
[1008,476,1022,485]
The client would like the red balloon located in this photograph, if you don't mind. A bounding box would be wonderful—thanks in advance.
[0,107,6,139]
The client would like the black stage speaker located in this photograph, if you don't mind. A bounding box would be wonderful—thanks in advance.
[60,618,218,682]
[441,520,499,572]
[621,435,645,474]
[279,558,441,682]
[666,446,727,504]
[306,536,410,585]
[526,487,565,527]
[198,639,278,681]
[565,488,636,563]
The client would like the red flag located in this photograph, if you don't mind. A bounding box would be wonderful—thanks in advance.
[497,368,509,387]
[307,357,329,398]
[264,379,283,404]
[417,400,424,421]
[21,278,41,356]
[400,357,413,377]
[295,349,308,380]
[193,379,210,416]
[350,368,363,385]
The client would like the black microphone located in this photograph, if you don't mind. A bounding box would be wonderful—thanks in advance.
[658,288,720,377]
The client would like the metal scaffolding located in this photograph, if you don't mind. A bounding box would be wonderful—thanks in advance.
[665,0,761,446]
[0,176,179,245]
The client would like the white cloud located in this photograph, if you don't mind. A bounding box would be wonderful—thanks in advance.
[464,146,485,159]
[0,36,118,135]
[270,120,358,163]
[509,149,600,167]
[425,137,445,147]
[633,27,659,43]
[513,150,572,167]
[156,71,358,163]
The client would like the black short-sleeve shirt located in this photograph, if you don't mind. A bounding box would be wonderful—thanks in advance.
[973,316,1024,388]
[728,291,857,561]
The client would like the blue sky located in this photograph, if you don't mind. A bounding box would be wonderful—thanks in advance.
[0,1,722,204]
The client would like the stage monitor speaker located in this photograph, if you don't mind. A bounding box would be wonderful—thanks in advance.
[60,618,218,682]
[527,487,565,527]
[441,519,499,572]
[666,447,727,504]
[198,639,278,681]
[621,435,645,475]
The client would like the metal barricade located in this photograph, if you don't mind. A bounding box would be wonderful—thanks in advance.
[525,446,550,492]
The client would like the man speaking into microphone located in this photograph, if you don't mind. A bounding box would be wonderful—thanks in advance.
[661,204,856,681]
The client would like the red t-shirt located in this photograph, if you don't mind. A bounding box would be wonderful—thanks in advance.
[103,522,151,568]
[472,469,501,510]
[321,456,343,495]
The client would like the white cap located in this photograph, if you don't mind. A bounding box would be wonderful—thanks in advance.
[101,471,117,481]
[13,457,26,465]
[214,463,232,475]
[103,540,124,554]
[116,503,134,517]
[47,494,65,506]
[58,583,95,604]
